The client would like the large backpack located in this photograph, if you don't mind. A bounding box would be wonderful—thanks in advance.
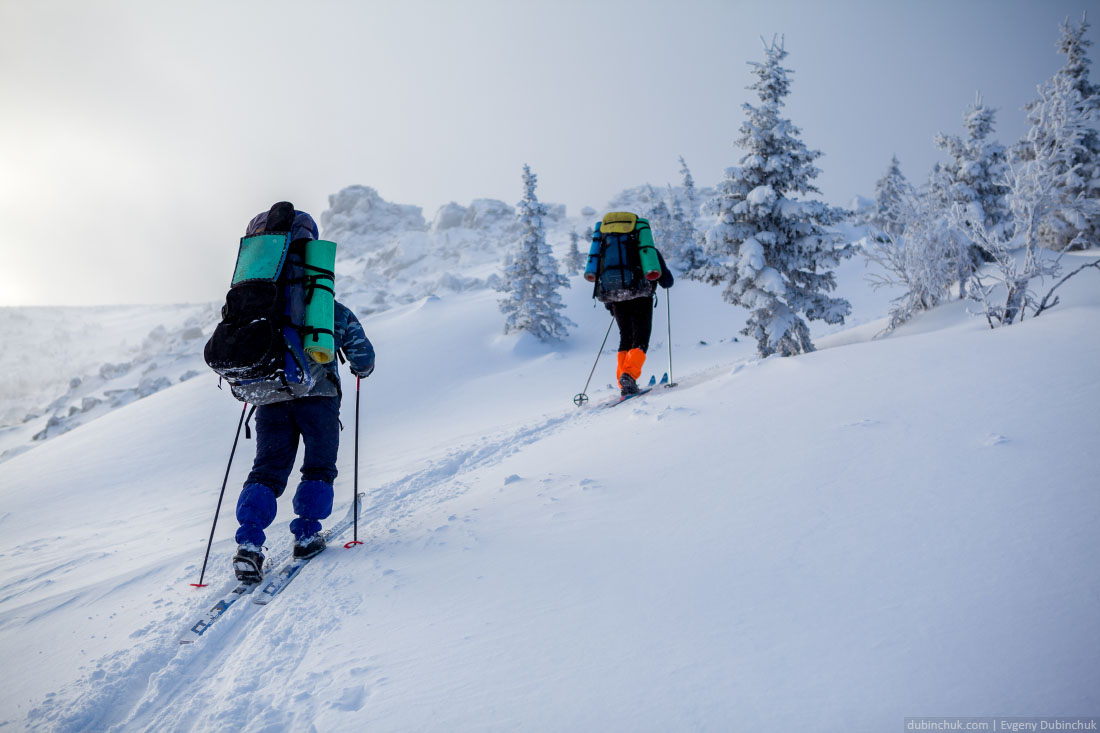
[204,202,337,405]
[586,212,662,303]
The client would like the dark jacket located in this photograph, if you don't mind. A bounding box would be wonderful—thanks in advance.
[308,300,375,397]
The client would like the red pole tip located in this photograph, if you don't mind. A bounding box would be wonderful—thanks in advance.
[189,583,209,588]
[343,540,364,549]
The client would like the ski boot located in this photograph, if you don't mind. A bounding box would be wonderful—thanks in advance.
[293,533,326,560]
[233,544,264,583]
[619,373,640,396]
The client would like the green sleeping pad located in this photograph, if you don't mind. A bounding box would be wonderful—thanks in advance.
[303,239,338,364]
[231,233,291,284]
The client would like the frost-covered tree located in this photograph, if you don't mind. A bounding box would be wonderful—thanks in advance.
[934,93,1010,239]
[926,161,986,298]
[646,188,673,249]
[1017,14,1100,250]
[959,72,1100,326]
[565,229,586,274]
[868,155,912,239]
[667,184,705,275]
[671,159,707,277]
[697,37,853,357]
[679,155,697,213]
[865,189,959,333]
[931,93,1010,288]
[497,165,574,341]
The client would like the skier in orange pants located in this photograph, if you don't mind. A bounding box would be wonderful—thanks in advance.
[583,211,674,396]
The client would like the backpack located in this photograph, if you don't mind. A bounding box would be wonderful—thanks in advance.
[586,212,662,303]
[203,202,337,405]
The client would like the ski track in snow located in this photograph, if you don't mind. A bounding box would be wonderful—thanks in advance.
[19,381,672,731]
[17,353,759,732]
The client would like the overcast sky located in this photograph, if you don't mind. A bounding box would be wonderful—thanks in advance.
[1,0,1096,306]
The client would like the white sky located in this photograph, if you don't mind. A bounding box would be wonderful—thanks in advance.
[1,0,1096,306]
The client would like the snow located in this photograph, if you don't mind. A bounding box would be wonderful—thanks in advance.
[1,209,1099,729]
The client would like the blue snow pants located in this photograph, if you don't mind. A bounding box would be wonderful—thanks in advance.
[235,396,339,546]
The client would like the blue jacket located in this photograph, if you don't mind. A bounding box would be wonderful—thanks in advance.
[309,300,375,397]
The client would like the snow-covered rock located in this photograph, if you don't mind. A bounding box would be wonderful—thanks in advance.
[431,202,468,231]
[321,185,428,248]
[462,198,514,229]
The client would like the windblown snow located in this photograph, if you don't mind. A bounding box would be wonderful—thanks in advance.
[0,185,1098,731]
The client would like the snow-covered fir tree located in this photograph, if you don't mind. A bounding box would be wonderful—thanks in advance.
[926,161,983,298]
[668,184,704,275]
[646,187,673,249]
[497,165,574,341]
[934,93,1010,236]
[933,92,1010,287]
[673,159,707,277]
[868,155,912,239]
[679,155,697,213]
[565,229,586,274]
[957,66,1100,325]
[1017,14,1100,250]
[697,37,853,358]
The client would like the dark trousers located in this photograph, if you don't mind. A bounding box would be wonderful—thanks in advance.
[245,396,340,495]
[610,296,654,353]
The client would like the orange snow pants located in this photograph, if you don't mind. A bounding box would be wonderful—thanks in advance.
[616,348,647,386]
[610,296,653,386]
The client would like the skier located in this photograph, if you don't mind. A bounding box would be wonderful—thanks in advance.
[584,211,674,396]
[231,209,376,582]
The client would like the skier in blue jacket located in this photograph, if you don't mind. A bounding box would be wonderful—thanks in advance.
[231,214,376,582]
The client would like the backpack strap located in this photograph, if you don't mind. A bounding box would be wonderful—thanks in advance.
[243,404,258,439]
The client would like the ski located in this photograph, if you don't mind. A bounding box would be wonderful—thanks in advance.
[253,492,365,605]
[178,493,364,642]
[606,387,652,408]
[179,549,288,644]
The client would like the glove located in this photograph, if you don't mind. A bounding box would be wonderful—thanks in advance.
[352,362,374,379]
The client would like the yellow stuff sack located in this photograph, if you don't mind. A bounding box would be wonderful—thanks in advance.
[601,211,638,234]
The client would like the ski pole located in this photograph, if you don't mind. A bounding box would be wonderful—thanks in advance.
[191,402,248,588]
[665,290,677,388]
[574,316,615,406]
[345,376,364,549]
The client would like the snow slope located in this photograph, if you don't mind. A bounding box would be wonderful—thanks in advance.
[1,249,1098,731]
[0,303,217,462]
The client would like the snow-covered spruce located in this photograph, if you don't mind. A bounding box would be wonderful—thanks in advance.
[934,93,1011,240]
[947,15,1100,326]
[867,155,912,240]
[497,165,574,342]
[646,187,673,255]
[673,157,707,277]
[951,75,1100,326]
[1016,13,1100,252]
[565,230,586,275]
[696,36,853,358]
[932,92,1011,290]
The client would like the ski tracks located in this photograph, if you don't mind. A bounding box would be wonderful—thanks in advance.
[21,366,743,731]
[19,410,577,731]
